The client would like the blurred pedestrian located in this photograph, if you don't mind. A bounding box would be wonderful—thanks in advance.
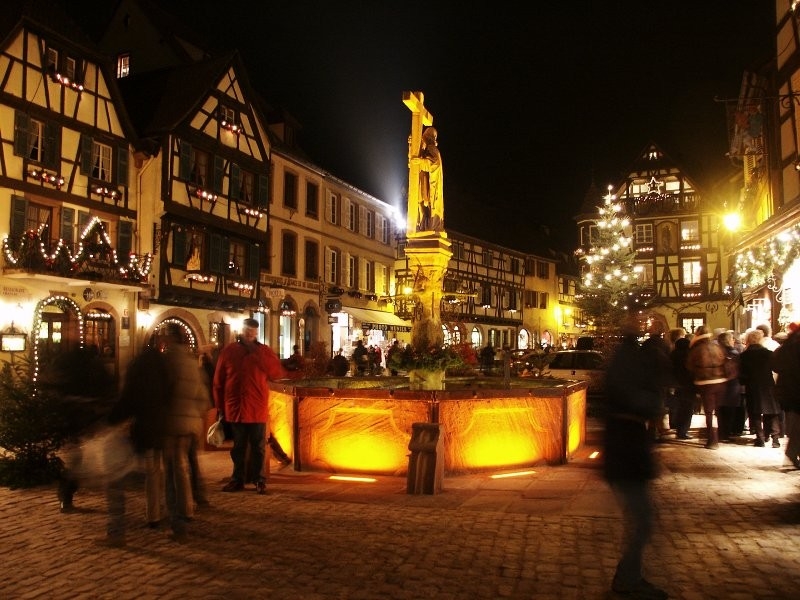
[159,324,212,541]
[96,341,172,546]
[717,330,742,443]
[771,322,800,467]
[352,340,368,376]
[214,318,285,494]
[45,347,116,512]
[386,339,400,376]
[686,325,727,449]
[670,337,695,439]
[640,320,673,440]
[739,329,781,448]
[603,317,668,600]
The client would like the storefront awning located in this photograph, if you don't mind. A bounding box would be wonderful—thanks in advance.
[343,306,412,332]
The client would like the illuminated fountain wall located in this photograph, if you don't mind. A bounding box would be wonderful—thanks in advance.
[268,381,587,476]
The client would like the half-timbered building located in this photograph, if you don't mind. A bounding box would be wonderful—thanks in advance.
[0,1,149,381]
[577,142,730,334]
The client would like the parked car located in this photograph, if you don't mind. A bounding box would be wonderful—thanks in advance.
[546,350,606,397]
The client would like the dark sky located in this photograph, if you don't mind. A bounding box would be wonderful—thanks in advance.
[83,1,777,254]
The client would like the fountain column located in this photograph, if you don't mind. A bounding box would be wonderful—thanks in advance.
[402,91,452,387]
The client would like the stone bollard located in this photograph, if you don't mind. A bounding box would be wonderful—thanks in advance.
[406,422,444,494]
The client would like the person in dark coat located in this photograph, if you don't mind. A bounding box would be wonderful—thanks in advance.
[772,323,800,467]
[602,317,668,599]
[717,331,743,443]
[739,329,781,448]
[97,343,173,546]
[640,320,673,440]
[670,337,695,439]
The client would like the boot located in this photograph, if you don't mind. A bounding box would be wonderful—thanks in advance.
[705,427,719,449]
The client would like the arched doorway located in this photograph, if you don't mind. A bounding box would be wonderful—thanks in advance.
[150,317,198,351]
[33,295,84,383]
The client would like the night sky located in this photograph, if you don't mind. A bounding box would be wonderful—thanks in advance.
[73,0,776,255]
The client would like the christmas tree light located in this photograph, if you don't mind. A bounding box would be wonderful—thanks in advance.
[575,185,644,333]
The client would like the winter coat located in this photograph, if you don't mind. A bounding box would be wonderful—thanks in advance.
[111,347,171,453]
[162,348,211,437]
[213,339,285,423]
[603,335,661,482]
[739,343,781,415]
[719,346,743,408]
[686,334,726,385]
[771,332,800,413]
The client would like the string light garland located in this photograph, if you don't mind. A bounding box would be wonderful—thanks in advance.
[2,216,152,282]
[731,223,800,291]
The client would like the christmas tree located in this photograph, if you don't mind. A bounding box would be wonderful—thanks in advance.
[575,185,644,334]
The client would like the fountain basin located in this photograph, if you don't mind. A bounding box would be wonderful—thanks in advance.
[263,378,588,476]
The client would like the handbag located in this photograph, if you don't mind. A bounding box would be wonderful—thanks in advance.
[207,417,226,447]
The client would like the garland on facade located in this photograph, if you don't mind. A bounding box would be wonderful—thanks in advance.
[2,217,152,283]
[731,223,800,292]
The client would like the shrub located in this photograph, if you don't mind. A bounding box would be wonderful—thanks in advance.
[0,353,69,488]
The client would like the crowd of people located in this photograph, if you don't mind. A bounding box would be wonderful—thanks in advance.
[602,317,800,599]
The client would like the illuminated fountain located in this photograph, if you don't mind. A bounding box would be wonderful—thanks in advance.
[254,92,587,477]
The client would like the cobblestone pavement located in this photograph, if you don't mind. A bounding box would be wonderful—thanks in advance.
[2,416,800,600]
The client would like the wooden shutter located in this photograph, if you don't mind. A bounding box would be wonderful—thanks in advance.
[43,122,59,169]
[80,135,92,174]
[229,163,240,201]
[11,196,27,238]
[257,174,269,209]
[179,141,192,180]
[118,220,133,256]
[13,111,29,157]
[209,234,224,272]
[248,243,260,279]
[60,207,75,244]
[213,155,224,194]
[116,145,129,187]
[172,226,187,265]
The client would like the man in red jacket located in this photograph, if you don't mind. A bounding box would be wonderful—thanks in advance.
[213,318,285,494]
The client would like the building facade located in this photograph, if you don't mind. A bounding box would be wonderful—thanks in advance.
[0,3,148,382]
[576,142,730,335]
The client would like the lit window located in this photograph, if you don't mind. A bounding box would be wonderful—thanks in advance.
[92,141,112,182]
[681,220,699,242]
[191,148,210,187]
[27,118,44,162]
[682,260,702,285]
[635,224,653,244]
[326,248,339,284]
[228,240,246,276]
[638,263,654,287]
[365,261,375,292]
[116,54,130,78]
[365,210,374,238]
[240,170,254,204]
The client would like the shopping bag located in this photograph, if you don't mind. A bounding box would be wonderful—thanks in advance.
[207,417,226,447]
